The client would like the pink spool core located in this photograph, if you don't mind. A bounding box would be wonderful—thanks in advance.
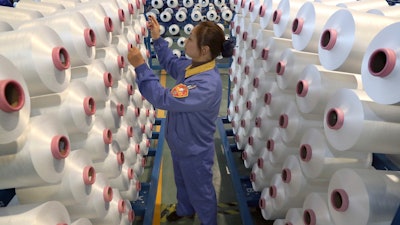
[127,168,134,179]
[241,0,246,8]
[128,210,135,222]
[281,168,291,183]
[259,198,265,209]
[237,56,242,65]
[141,157,146,166]
[118,55,125,68]
[240,119,246,128]
[141,124,145,133]
[261,48,269,60]
[285,222,293,225]
[239,87,244,96]
[273,10,282,24]
[279,114,289,128]
[51,135,70,160]
[135,34,141,44]
[128,43,133,50]
[246,100,252,110]
[264,93,272,105]
[83,97,96,116]
[248,136,254,145]
[234,105,239,113]
[255,117,261,127]
[242,31,248,41]
[136,180,142,191]
[135,144,140,154]
[84,28,96,47]
[136,0,141,8]
[257,158,263,169]
[251,39,257,49]
[267,139,274,151]
[241,151,247,160]
[127,126,133,137]
[103,72,113,87]
[146,139,151,147]
[320,29,337,50]
[249,1,255,11]
[128,3,134,14]
[52,47,70,70]
[127,84,133,95]
[300,144,312,162]
[331,189,349,212]
[117,103,125,116]
[234,0,238,5]
[250,171,256,182]
[103,129,113,144]
[236,26,240,35]
[253,77,259,88]
[326,108,344,130]
[292,17,304,35]
[118,200,126,214]
[368,48,396,77]
[117,152,125,165]
[142,0,146,5]
[269,185,277,198]
[303,209,316,225]
[259,5,266,17]
[118,9,126,22]
[83,166,96,185]
[103,186,113,202]
[104,17,114,32]
[297,80,309,97]
[244,65,250,75]
[135,107,140,117]
[0,80,25,112]
[142,27,146,37]
[276,61,286,75]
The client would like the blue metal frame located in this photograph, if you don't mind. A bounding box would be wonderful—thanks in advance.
[131,118,166,225]
[216,116,258,225]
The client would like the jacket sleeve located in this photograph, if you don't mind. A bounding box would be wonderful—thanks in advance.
[135,64,220,112]
[152,38,190,80]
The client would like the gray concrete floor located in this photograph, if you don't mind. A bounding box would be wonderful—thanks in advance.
[132,63,272,225]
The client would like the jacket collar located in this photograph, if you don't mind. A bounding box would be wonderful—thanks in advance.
[184,60,216,78]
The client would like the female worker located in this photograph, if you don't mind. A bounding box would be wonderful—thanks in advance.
[127,15,234,225]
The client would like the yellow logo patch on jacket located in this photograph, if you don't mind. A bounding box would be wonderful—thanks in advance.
[171,83,189,98]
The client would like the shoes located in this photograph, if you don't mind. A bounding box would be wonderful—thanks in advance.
[166,211,195,222]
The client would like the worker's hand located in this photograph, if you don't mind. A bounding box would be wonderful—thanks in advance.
[147,15,161,40]
[127,46,146,68]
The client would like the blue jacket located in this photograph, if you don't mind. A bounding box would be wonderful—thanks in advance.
[134,38,222,156]
[0,0,12,6]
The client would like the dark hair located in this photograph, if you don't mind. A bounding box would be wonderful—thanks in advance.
[195,21,234,59]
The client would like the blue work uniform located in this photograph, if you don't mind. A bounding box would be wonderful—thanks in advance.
[134,38,221,225]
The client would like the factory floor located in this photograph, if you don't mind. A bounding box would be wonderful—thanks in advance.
[132,65,272,225]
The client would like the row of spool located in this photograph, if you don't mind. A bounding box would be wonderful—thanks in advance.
[0,0,156,224]
[227,0,400,224]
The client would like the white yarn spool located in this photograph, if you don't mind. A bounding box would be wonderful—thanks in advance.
[124,142,140,167]
[93,142,124,178]
[299,128,372,179]
[108,164,134,191]
[264,81,294,119]
[112,34,132,60]
[131,89,144,109]
[249,163,268,191]
[276,47,320,91]
[207,8,219,21]
[328,168,400,225]
[111,79,133,107]
[250,29,274,59]
[242,22,261,50]
[253,153,282,188]
[88,0,125,35]
[242,130,266,168]
[337,0,390,11]
[191,8,203,21]
[272,0,305,39]
[291,2,339,53]
[324,88,400,153]
[15,149,96,206]
[168,24,180,36]
[91,188,126,225]
[221,5,234,21]
[278,101,323,145]
[259,0,280,30]
[367,5,400,17]
[69,5,113,48]
[281,155,329,199]
[71,60,113,104]
[318,8,398,74]
[260,37,292,73]
[70,117,112,162]
[160,8,173,22]
[183,0,194,8]
[0,115,70,189]
[199,0,209,8]
[167,0,179,8]
[66,173,113,220]
[296,64,361,115]
[265,127,298,165]
[266,173,292,216]
[0,55,30,153]
[14,0,64,16]
[173,49,182,57]
[132,152,145,175]
[97,99,124,131]
[19,11,96,67]
[120,173,141,201]
[39,0,79,8]
[287,207,314,225]
[273,219,286,225]
[115,0,134,25]
[183,23,194,35]
[151,0,164,8]
[361,22,400,104]
[0,25,71,97]
[72,218,93,225]
[259,185,281,220]
[113,120,133,151]
[253,106,279,140]
[302,193,334,225]
[0,201,70,225]
[175,8,188,22]
[96,46,125,81]
[177,37,187,48]
[0,7,43,28]
[31,80,96,134]
[248,0,263,23]
[120,200,135,225]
